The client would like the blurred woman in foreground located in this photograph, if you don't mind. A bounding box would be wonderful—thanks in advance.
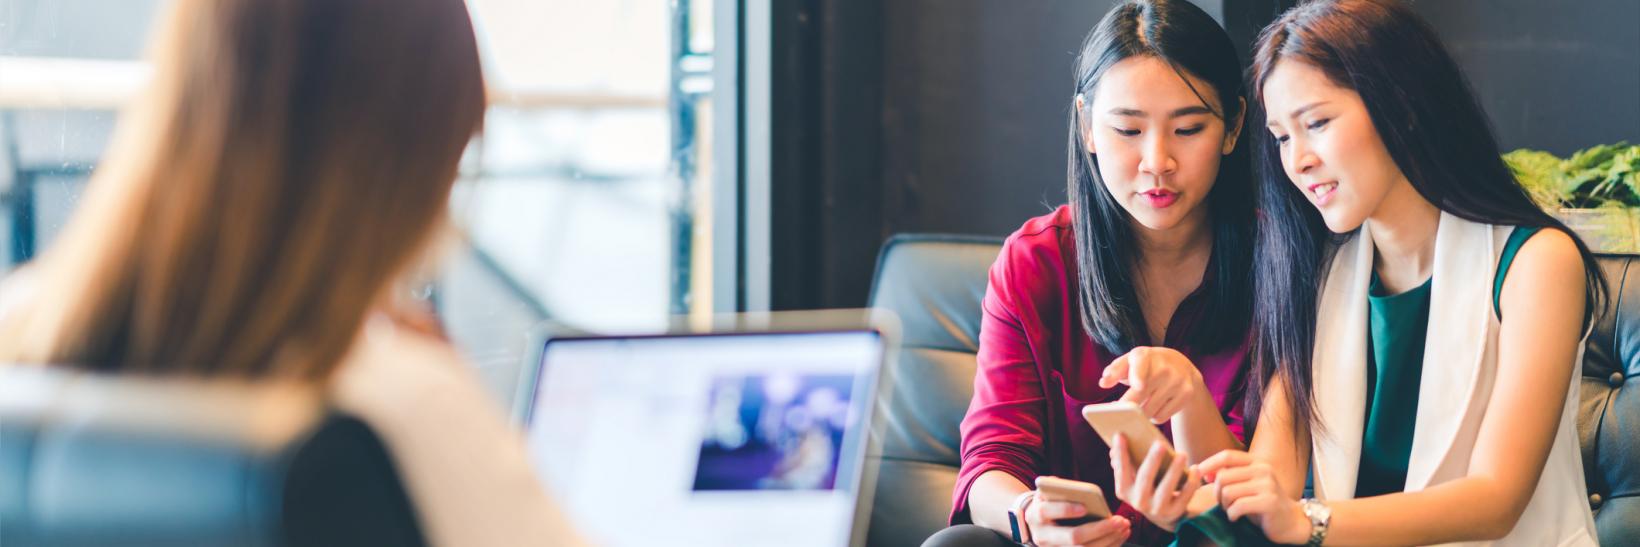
[0,0,581,544]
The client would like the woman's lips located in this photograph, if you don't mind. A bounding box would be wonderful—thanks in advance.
[1308,182,1338,206]
[1140,189,1179,208]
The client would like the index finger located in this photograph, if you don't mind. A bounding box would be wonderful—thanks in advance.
[1110,434,1135,492]
[1067,515,1131,545]
[1125,348,1150,393]
[1100,354,1130,389]
[1197,449,1256,479]
[1033,499,1088,522]
[1160,466,1203,523]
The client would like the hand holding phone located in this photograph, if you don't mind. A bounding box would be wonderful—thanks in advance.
[1034,475,1112,526]
[1023,476,1132,546]
[1085,401,1202,531]
[1085,401,1194,492]
[1081,401,1176,466]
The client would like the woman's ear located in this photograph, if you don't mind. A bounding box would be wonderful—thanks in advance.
[1076,93,1096,154]
[1222,97,1247,155]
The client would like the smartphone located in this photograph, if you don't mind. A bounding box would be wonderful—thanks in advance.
[1034,475,1112,526]
[1082,401,1196,497]
[1082,401,1176,465]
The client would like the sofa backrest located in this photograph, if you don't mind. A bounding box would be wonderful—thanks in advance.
[863,235,1001,547]
[1579,256,1640,544]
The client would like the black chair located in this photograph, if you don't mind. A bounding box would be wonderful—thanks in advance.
[0,367,426,546]
[863,233,1639,546]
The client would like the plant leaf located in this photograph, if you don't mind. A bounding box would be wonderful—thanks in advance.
[1567,141,1627,171]
[1503,149,1568,208]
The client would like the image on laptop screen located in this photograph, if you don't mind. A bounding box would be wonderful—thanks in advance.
[524,330,885,547]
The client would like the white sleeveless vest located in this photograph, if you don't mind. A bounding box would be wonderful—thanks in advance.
[1310,212,1597,546]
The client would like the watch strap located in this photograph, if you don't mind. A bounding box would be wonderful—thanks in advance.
[1008,490,1036,544]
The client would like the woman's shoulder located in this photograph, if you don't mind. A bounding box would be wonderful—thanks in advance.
[995,205,1076,275]
[328,317,513,451]
[331,317,493,418]
[991,205,1078,300]
[1003,204,1075,251]
[331,318,586,546]
[1502,227,1585,292]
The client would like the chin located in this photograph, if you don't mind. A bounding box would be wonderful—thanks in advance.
[1131,212,1182,232]
[1320,209,1366,234]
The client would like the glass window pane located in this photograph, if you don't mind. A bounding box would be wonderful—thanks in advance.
[0,0,718,405]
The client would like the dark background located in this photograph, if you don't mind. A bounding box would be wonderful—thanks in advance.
[767,0,1640,310]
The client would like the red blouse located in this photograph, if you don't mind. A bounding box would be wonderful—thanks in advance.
[950,205,1251,546]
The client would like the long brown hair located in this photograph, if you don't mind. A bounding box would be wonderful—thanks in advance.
[0,0,487,379]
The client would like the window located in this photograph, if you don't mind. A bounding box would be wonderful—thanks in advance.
[0,0,727,403]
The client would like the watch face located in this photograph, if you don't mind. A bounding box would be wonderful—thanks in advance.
[1303,500,1330,525]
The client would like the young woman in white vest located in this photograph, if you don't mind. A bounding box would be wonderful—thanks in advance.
[1104,1,1606,545]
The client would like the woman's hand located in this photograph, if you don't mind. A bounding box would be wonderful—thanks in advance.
[1101,346,1206,423]
[1110,433,1202,531]
[1025,494,1132,547]
[1199,450,1310,544]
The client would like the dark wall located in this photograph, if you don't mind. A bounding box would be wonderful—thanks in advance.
[767,0,891,311]
[771,0,1124,310]
[1410,0,1640,157]
[877,0,1118,238]
[770,0,1640,310]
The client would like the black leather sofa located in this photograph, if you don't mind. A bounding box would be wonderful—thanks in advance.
[863,233,1638,546]
[0,367,425,546]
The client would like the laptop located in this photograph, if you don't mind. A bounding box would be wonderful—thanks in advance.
[521,321,893,547]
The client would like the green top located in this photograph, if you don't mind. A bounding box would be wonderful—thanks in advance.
[1355,270,1432,497]
[1354,225,1540,497]
[1172,505,1279,547]
[1494,226,1542,319]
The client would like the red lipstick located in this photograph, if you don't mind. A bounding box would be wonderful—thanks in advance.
[1140,189,1179,209]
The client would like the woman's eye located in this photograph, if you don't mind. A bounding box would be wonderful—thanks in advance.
[1306,118,1330,131]
[1275,134,1291,145]
[1176,125,1205,136]
[1113,128,1140,137]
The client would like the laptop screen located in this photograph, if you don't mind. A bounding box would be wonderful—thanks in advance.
[524,330,885,547]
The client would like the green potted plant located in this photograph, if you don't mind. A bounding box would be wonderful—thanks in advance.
[1503,141,1640,252]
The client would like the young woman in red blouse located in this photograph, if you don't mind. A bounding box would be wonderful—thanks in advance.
[925,1,1257,546]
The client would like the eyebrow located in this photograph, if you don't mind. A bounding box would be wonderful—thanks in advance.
[1266,101,1330,127]
[1107,105,1215,118]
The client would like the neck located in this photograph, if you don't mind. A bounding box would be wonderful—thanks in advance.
[1129,207,1213,344]
[1366,178,1440,292]
[1133,207,1213,268]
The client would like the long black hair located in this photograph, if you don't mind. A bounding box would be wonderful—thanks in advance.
[1068,0,1255,355]
[1247,0,1609,440]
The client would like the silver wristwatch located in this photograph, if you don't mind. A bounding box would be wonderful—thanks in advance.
[1300,498,1332,547]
